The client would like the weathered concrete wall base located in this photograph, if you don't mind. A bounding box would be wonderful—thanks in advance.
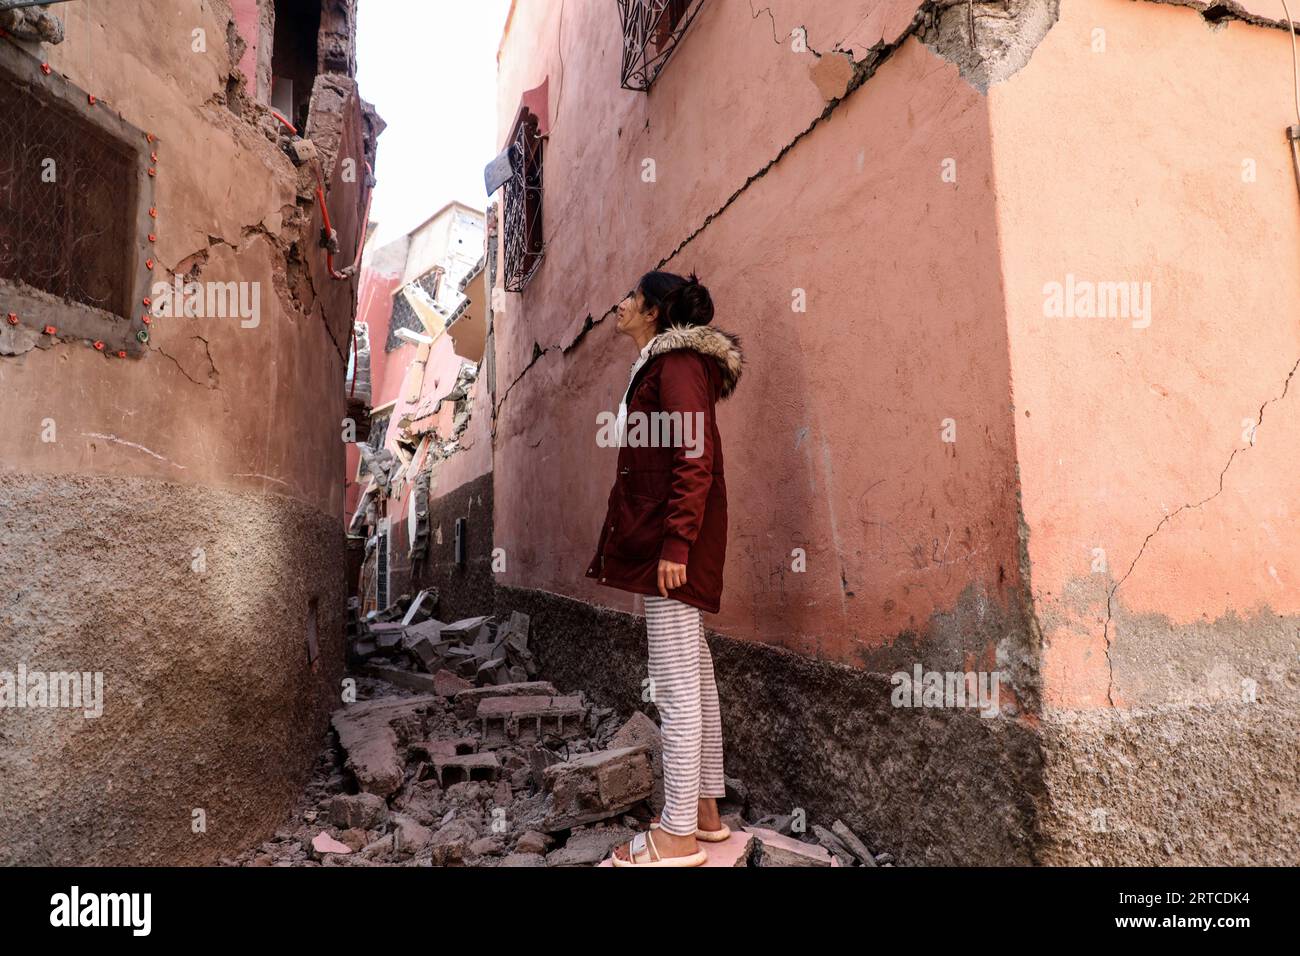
[0,474,346,866]
[1036,700,1299,865]
[496,585,1047,866]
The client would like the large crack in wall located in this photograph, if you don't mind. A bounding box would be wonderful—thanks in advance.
[497,0,1064,422]
[1101,356,1300,705]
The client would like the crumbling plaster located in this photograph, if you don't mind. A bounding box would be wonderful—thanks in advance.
[0,0,375,865]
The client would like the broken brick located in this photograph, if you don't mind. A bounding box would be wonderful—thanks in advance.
[541,745,653,832]
[745,827,835,867]
[432,752,499,787]
[328,792,390,830]
[452,680,558,719]
[477,694,585,748]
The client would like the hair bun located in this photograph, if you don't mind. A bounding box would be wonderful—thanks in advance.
[672,270,714,327]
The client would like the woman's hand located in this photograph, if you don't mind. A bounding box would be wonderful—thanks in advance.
[657,559,687,596]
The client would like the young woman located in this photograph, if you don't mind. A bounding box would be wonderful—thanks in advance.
[585,269,744,867]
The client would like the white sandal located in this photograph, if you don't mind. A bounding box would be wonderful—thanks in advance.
[650,818,732,843]
[610,830,708,867]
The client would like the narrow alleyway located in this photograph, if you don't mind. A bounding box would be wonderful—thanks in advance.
[3,0,1296,883]
[221,592,894,868]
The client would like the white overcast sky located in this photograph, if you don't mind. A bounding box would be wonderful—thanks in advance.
[356,0,513,245]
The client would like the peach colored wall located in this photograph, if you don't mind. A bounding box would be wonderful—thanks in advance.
[349,243,491,521]
[1,0,353,514]
[0,0,372,865]
[432,373,492,491]
[493,1,1023,666]
[988,0,1300,709]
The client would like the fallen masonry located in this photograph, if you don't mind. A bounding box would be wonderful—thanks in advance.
[223,592,899,867]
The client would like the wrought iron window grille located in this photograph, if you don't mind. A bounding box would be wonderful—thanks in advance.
[0,38,156,355]
[501,112,544,293]
[617,0,704,92]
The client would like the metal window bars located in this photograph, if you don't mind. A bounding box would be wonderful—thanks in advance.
[617,0,703,92]
[0,63,136,319]
[501,112,544,293]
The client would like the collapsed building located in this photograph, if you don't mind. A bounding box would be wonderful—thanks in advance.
[344,201,495,622]
[0,0,379,865]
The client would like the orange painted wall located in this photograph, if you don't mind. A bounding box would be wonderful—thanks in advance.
[989,0,1300,709]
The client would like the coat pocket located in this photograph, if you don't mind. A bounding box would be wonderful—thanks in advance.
[609,491,667,561]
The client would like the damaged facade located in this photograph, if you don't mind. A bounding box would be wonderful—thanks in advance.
[0,0,380,865]
[345,201,495,624]
[431,0,1295,865]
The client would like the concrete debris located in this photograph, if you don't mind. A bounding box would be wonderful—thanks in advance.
[478,694,586,748]
[287,137,319,167]
[745,827,835,867]
[401,589,434,626]
[431,752,499,787]
[831,818,878,867]
[350,594,538,689]
[227,606,899,867]
[545,825,638,866]
[329,695,443,798]
[453,681,557,719]
[0,5,65,44]
[540,746,654,832]
[328,792,389,829]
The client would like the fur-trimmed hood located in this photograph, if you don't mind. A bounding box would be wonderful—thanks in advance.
[645,323,744,399]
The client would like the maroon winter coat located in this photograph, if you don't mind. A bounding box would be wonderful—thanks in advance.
[586,323,744,614]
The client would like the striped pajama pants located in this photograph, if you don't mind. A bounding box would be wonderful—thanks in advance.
[644,594,726,837]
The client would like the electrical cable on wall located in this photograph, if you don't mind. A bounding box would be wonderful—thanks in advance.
[1282,0,1300,200]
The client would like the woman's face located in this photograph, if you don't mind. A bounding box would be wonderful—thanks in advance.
[615,287,658,340]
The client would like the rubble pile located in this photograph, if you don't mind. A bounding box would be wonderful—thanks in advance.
[348,590,540,691]
[224,593,896,867]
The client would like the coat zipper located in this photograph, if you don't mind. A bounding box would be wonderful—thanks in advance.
[600,468,630,580]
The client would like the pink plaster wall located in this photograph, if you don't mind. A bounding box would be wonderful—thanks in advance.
[345,261,404,519]
[230,0,261,93]
[493,1,1023,666]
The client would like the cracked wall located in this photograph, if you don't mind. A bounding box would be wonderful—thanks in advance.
[989,0,1300,862]
[0,0,373,864]
[492,0,1045,862]
[921,0,1060,92]
[489,0,1300,863]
